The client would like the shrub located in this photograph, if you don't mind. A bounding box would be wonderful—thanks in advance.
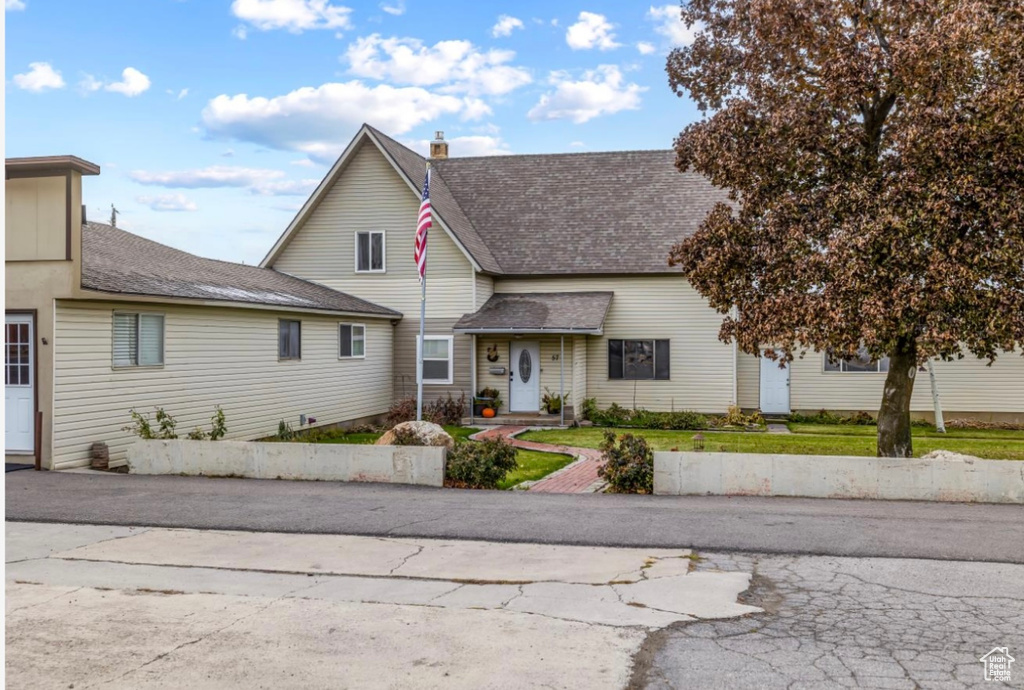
[588,404,707,430]
[709,405,766,429]
[947,418,1024,431]
[579,397,598,421]
[276,420,297,441]
[598,431,653,494]
[444,438,518,489]
[387,393,467,427]
[124,408,178,440]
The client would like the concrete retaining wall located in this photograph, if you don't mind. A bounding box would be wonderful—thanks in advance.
[654,452,1024,504]
[128,440,446,487]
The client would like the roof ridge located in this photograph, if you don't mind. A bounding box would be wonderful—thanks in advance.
[436,148,674,162]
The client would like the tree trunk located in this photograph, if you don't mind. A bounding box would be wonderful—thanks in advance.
[877,337,917,457]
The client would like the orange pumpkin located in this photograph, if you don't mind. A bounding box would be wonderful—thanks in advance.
[482,407,496,418]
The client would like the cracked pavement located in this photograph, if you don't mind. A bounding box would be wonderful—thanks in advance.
[6,522,1022,689]
[635,553,1024,689]
[5,522,756,689]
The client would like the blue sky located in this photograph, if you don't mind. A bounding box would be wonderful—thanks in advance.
[5,0,702,264]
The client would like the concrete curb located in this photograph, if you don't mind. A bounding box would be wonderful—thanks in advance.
[654,451,1024,504]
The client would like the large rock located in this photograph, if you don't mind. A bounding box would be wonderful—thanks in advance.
[375,421,455,450]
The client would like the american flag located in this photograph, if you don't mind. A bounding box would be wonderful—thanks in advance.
[415,169,431,283]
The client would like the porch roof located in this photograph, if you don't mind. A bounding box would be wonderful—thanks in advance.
[453,292,613,335]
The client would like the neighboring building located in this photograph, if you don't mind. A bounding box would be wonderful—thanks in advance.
[263,125,1024,424]
[6,156,400,469]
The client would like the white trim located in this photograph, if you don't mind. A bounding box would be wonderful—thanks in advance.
[354,230,386,274]
[822,351,890,374]
[111,310,165,369]
[278,318,302,361]
[338,322,367,359]
[418,334,454,385]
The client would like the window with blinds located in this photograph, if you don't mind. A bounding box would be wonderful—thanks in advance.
[113,312,164,367]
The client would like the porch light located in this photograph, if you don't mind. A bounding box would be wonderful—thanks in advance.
[693,433,705,452]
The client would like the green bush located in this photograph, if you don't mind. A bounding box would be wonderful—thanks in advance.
[588,404,707,430]
[444,438,518,489]
[125,406,227,440]
[579,397,598,421]
[387,393,467,427]
[598,431,654,494]
[787,409,931,427]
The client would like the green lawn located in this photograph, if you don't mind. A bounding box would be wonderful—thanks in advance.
[317,425,476,444]
[788,423,1024,441]
[518,427,1024,460]
[498,449,575,490]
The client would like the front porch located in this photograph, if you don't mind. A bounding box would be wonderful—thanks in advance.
[453,291,614,425]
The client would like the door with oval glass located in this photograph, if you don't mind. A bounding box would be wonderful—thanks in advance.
[509,341,540,412]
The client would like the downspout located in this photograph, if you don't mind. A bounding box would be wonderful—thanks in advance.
[471,334,478,424]
[560,335,565,426]
[730,306,739,408]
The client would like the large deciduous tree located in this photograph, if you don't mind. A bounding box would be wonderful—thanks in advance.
[666,0,1024,456]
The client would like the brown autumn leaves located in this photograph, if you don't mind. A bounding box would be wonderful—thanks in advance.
[665,0,1024,454]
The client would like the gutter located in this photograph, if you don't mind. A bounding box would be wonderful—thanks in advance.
[452,327,603,335]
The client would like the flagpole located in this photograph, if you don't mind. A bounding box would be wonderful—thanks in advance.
[416,163,430,422]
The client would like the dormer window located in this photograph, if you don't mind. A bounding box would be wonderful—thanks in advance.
[356,231,385,273]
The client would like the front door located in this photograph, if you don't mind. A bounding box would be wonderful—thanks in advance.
[5,313,35,454]
[509,341,540,412]
[759,351,790,415]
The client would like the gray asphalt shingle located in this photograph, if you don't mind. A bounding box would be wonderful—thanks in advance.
[81,222,400,317]
[453,292,614,334]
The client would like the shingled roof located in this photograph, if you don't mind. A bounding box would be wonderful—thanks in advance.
[453,292,614,334]
[431,149,729,275]
[82,222,400,317]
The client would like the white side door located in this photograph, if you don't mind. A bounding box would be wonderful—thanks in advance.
[509,341,540,412]
[5,314,35,454]
[759,351,790,415]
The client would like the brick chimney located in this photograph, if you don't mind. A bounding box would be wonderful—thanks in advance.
[429,131,448,160]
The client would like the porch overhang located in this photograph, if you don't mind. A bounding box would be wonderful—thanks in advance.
[453,292,612,336]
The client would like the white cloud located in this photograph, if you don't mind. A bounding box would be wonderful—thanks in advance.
[13,62,65,92]
[647,5,699,48]
[345,34,531,96]
[136,193,198,212]
[232,25,248,39]
[380,0,404,15]
[405,134,512,157]
[565,11,620,51]
[79,74,103,93]
[492,15,523,38]
[290,158,319,167]
[528,65,645,124]
[105,67,151,97]
[231,0,352,33]
[131,166,284,189]
[130,165,314,196]
[173,88,189,100]
[636,41,656,55]
[202,81,483,163]
[6,0,26,11]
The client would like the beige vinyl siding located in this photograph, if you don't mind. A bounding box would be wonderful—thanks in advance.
[737,353,760,409]
[475,337,576,414]
[5,175,67,261]
[475,271,494,310]
[52,300,394,470]
[272,140,475,318]
[392,317,472,405]
[789,349,1024,416]
[493,276,735,413]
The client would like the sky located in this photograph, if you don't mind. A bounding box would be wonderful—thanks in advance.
[5,0,703,265]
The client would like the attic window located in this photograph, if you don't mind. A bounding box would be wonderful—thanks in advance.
[356,231,385,273]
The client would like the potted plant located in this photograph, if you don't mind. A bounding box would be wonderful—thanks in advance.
[542,388,567,415]
[474,387,502,416]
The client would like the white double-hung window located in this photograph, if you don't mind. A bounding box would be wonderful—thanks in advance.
[113,312,165,367]
[355,231,385,272]
[339,324,366,358]
[419,335,453,384]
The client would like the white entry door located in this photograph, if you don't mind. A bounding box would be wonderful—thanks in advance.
[759,351,790,415]
[509,341,540,412]
[5,314,35,454]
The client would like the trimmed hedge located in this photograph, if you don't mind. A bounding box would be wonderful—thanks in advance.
[444,438,518,490]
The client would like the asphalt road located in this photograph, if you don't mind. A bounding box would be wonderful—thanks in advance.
[7,471,1023,563]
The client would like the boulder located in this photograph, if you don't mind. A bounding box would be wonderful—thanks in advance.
[375,421,455,450]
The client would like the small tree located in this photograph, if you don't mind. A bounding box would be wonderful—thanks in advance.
[665,0,1024,456]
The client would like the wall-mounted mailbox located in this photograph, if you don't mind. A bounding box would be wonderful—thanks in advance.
[488,366,507,376]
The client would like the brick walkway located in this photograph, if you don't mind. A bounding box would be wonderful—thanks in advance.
[471,426,606,494]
